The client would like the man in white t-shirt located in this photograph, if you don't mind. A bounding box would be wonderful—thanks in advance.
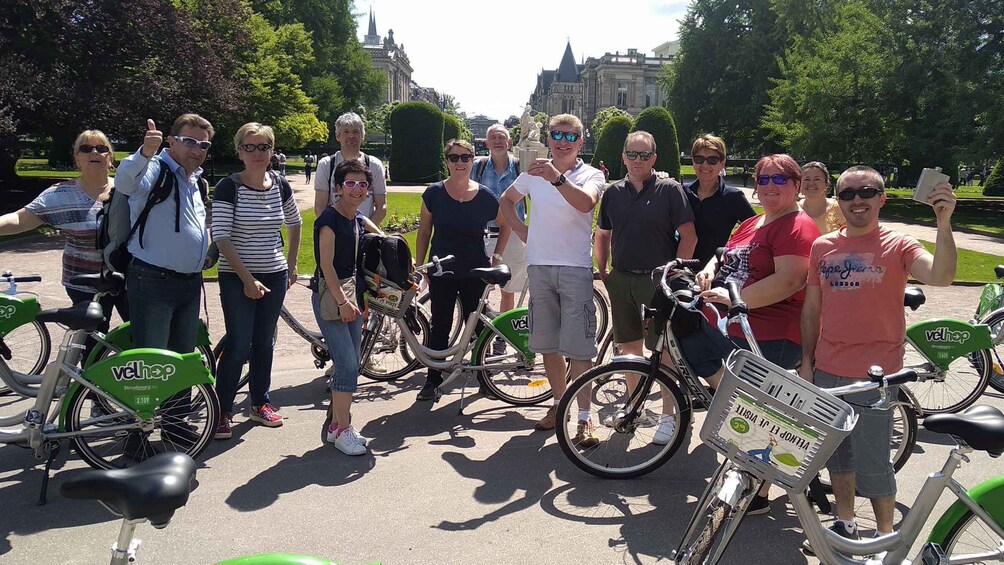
[313,112,387,225]
[500,114,605,438]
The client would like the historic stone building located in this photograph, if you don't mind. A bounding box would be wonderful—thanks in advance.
[362,10,412,105]
[468,115,497,140]
[529,42,677,142]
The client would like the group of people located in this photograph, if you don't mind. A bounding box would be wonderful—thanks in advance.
[1,108,960,549]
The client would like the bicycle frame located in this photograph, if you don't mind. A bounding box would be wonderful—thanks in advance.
[904,318,994,373]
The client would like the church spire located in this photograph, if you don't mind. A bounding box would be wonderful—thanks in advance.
[368,8,377,36]
[556,41,579,82]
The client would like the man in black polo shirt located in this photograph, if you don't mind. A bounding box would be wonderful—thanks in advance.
[682,134,756,268]
[595,130,696,444]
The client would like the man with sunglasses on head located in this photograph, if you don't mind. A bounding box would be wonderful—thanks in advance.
[314,112,387,226]
[682,134,756,269]
[115,114,214,355]
[799,165,957,552]
[500,114,606,434]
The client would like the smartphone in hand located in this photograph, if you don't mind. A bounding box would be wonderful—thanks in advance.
[914,168,950,205]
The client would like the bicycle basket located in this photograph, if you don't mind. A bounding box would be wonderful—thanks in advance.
[363,274,416,317]
[700,349,856,493]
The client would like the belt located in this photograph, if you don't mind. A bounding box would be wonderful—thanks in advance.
[617,268,653,275]
[486,226,501,234]
[485,233,500,239]
[132,258,201,279]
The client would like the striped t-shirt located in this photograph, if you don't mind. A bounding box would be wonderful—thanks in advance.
[25,179,107,291]
[211,175,302,274]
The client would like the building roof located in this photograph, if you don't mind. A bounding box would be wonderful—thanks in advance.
[368,9,377,36]
[556,41,580,82]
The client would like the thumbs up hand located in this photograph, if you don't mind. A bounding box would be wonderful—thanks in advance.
[142,119,163,158]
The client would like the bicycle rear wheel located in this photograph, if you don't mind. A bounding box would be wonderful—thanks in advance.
[941,509,1004,562]
[903,340,991,414]
[980,309,1004,393]
[1,320,50,376]
[592,286,609,345]
[556,359,689,479]
[67,383,219,469]
[674,461,762,565]
[360,308,430,381]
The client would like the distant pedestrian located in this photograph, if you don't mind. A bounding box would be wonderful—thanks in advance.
[598,160,609,180]
[304,152,314,183]
[276,150,286,176]
[979,164,990,187]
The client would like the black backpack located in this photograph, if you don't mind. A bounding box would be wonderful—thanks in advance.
[211,171,293,214]
[358,232,412,290]
[96,158,209,274]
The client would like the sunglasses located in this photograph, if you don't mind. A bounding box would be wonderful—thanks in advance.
[837,186,883,201]
[692,155,722,165]
[172,135,212,151]
[78,144,110,154]
[624,151,654,161]
[446,153,474,163]
[757,174,791,186]
[239,143,273,153]
[549,130,581,143]
[341,180,370,190]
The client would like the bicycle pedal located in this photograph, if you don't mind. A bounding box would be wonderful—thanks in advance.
[433,387,443,403]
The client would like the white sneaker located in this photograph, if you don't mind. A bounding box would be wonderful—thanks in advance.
[365,358,389,374]
[325,425,369,447]
[653,415,677,445]
[331,426,367,456]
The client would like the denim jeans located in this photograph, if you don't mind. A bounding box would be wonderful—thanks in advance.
[311,291,362,393]
[127,259,202,352]
[216,270,288,412]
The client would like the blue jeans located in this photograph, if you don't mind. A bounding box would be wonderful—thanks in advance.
[216,271,288,412]
[311,292,362,393]
[127,259,202,352]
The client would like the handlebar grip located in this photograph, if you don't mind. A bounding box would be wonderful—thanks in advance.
[675,258,702,270]
[726,280,748,316]
[13,275,42,283]
[882,369,918,386]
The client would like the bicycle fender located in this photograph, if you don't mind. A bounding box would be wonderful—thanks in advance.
[0,295,41,336]
[906,319,993,371]
[60,348,214,424]
[473,307,532,359]
[927,474,1004,545]
[216,554,341,565]
[85,320,213,368]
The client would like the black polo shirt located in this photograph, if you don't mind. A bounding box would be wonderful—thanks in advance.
[683,177,757,268]
[597,174,695,271]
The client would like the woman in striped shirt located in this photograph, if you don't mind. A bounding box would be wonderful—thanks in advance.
[211,122,302,439]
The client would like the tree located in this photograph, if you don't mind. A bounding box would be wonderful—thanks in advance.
[389,102,444,183]
[661,0,785,156]
[984,158,1004,197]
[591,116,632,180]
[632,107,682,180]
[441,94,473,142]
[589,107,632,143]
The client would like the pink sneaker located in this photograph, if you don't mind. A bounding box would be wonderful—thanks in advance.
[249,403,283,428]
[214,412,233,440]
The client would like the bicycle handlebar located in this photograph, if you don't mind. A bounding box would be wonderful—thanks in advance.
[1,273,42,283]
[415,255,455,277]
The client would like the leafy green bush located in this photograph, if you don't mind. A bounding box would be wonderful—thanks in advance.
[390,102,444,183]
[590,107,632,142]
[983,158,1004,197]
[631,106,681,180]
[590,115,633,180]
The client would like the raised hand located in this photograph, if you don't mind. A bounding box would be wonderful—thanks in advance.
[927,183,957,223]
[142,119,163,158]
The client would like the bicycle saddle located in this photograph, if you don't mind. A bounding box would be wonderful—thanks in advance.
[470,265,511,286]
[61,453,197,527]
[924,405,1004,457]
[904,286,926,311]
[69,271,126,295]
[36,300,105,331]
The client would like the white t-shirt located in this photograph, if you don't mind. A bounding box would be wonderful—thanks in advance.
[314,151,387,219]
[513,159,605,268]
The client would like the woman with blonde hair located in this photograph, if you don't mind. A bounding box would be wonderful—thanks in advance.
[800,161,844,234]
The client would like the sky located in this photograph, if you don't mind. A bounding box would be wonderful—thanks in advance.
[354,0,690,123]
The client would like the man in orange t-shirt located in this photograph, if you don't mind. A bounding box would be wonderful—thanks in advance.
[799,165,957,548]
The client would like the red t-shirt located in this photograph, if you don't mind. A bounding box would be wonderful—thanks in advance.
[807,226,927,378]
[715,210,820,343]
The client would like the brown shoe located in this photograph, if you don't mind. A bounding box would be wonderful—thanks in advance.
[574,420,600,448]
[535,406,557,430]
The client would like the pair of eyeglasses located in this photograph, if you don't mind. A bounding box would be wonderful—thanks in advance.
[757,174,791,186]
[341,180,370,190]
[447,153,473,163]
[624,151,654,161]
[78,144,110,154]
[837,186,883,201]
[692,154,722,165]
[172,135,212,151]
[549,130,581,143]
[239,143,273,153]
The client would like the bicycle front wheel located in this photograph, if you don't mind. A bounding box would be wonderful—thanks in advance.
[941,509,1004,563]
[556,359,689,479]
[67,383,219,470]
[675,461,762,565]
[477,334,552,406]
[1,320,50,376]
[360,308,429,381]
[981,309,1004,394]
[904,340,990,414]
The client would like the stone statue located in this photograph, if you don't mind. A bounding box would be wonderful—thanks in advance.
[514,104,547,174]
[518,104,533,143]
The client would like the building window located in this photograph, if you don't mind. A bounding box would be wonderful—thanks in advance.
[617,82,628,108]
[646,83,658,107]
[569,98,575,112]
[562,98,568,113]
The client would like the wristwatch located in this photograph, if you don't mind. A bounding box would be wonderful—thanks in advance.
[492,253,503,261]
[551,173,566,187]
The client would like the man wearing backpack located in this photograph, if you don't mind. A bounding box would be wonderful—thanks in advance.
[472,124,526,356]
[115,114,213,355]
[314,112,387,225]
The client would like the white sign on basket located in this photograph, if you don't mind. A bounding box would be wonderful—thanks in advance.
[718,392,820,476]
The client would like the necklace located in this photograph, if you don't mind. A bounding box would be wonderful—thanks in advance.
[446,179,473,202]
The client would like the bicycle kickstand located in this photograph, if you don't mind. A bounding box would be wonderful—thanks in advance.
[806,475,832,514]
[37,440,61,506]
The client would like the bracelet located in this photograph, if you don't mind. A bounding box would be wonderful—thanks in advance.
[492,253,503,261]
[337,300,348,307]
